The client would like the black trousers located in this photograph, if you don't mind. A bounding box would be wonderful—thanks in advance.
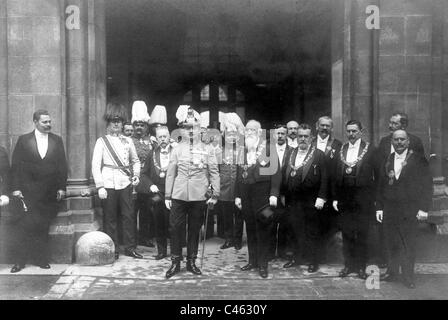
[240,181,273,268]
[286,200,322,264]
[103,186,137,250]
[14,201,59,265]
[170,200,204,261]
[220,201,244,245]
[136,193,155,242]
[338,188,371,270]
[383,203,417,283]
[151,199,170,254]
[269,203,289,258]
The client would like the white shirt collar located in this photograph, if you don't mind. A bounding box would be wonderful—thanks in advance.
[35,129,48,139]
[276,143,286,151]
[395,149,408,159]
[348,138,361,149]
[317,134,329,144]
[287,137,297,144]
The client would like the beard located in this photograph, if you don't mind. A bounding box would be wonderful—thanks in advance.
[245,135,258,150]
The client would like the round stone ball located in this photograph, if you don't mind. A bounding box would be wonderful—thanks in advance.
[75,231,115,266]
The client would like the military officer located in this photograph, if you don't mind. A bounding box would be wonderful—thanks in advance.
[216,112,245,250]
[131,101,155,248]
[164,105,220,279]
[91,102,142,260]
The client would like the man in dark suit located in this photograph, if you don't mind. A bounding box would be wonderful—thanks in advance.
[312,116,343,263]
[235,120,281,278]
[376,130,432,289]
[0,146,10,209]
[282,124,328,273]
[332,120,376,280]
[10,110,68,273]
[374,112,425,268]
[268,124,291,260]
[140,126,173,260]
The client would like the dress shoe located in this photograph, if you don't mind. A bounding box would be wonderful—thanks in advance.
[380,273,398,282]
[259,267,268,278]
[339,267,355,278]
[125,249,143,259]
[220,241,233,250]
[234,243,242,250]
[186,260,202,275]
[154,253,167,260]
[39,263,51,269]
[10,264,25,273]
[283,259,298,269]
[241,263,257,271]
[404,281,416,289]
[115,251,119,260]
[358,269,367,280]
[165,261,181,279]
[308,264,319,273]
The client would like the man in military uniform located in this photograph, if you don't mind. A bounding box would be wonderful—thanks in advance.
[131,101,155,248]
[140,126,173,260]
[312,116,342,263]
[376,130,432,289]
[216,112,245,250]
[235,120,281,278]
[164,106,220,279]
[282,124,328,273]
[91,102,142,260]
[332,120,376,279]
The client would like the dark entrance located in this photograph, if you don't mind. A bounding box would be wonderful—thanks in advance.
[105,0,333,129]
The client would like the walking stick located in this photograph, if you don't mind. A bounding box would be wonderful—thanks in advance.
[200,189,214,269]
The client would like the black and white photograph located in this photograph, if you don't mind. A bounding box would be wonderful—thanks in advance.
[1,0,448,305]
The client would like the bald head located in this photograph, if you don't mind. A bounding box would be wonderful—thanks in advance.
[287,121,299,140]
[392,129,409,154]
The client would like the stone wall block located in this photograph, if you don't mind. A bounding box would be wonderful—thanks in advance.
[7,0,60,17]
[379,16,405,55]
[8,95,33,135]
[405,16,432,55]
[378,55,405,93]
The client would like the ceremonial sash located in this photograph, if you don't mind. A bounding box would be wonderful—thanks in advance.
[101,136,132,177]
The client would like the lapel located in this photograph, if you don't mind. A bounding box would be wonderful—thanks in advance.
[301,147,314,182]
[355,140,367,178]
[46,134,56,160]
[285,147,297,180]
[282,145,290,167]
[396,149,414,181]
[325,137,334,156]
[28,131,40,160]
[154,147,161,174]
[340,143,349,176]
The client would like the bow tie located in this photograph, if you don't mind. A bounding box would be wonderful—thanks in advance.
[160,150,169,155]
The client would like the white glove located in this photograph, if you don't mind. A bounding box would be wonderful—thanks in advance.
[0,195,9,207]
[206,197,218,208]
[416,210,428,221]
[12,190,23,199]
[315,198,325,210]
[235,197,242,210]
[332,200,339,212]
[131,176,140,187]
[269,196,277,208]
[165,200,172,210]
[98,188,108,200]
[150,185,160,193]
[376,210,383,223]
